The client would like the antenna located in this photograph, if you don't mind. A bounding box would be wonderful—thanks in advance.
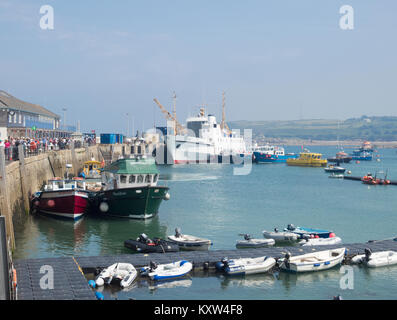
[221,91,226,130]
[172,91,177,134]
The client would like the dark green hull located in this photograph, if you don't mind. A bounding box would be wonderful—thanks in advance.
[91,186,169,219]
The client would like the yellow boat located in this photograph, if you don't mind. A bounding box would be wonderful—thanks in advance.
[286,152,327,167]
[83,160,103,178]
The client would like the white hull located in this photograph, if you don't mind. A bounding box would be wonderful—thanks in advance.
[95,263,137,288]
[223,257,276,275]
[167,234,212,251]
[236,238,275,248]
[352,251,397,268]
[143,260,193,281]
[299,237,342,246]
[279,248,346,273]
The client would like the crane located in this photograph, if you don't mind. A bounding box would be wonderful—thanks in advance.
[153,98,185,135]
[221,91,232,136]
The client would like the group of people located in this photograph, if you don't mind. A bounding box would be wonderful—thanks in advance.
[0,137,73,160]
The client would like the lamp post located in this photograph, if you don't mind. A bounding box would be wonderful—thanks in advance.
[62,108,67,132]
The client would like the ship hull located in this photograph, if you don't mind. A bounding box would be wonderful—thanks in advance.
[253,152,298,163]
[91,186,169,219]
[34,190,89,220]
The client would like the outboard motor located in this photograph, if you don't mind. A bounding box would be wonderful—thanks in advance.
[139,233,149,243]
[244,234,251,241]
[274,228,279,233]
[364,248,372,262]
[175,227,182,238]
[287,224,295,231]
[149,261,158,271]
[215,257,229,271]
[284,252,291,269]
[302,235,310,242]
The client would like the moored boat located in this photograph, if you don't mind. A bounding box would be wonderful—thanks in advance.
[124,233,179,253]
[140,260,193,281]
[30,177,91,220]
[262,228,299,242]
[327,151,352,163]
[351,248,397,268]
[91,156,170,219]
[167,228,212,251]
[82,159,103,179]
[236,234,275,248]
[324,165,346,174]
[286,150,327,167]
[95,263,137,288]
[284,224,333,239]
[278,248,346,273]
[215,256,276,275]
[328,173,344,179]
[253,145,298,164]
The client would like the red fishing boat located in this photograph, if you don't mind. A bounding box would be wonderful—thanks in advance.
[30,177,91,220]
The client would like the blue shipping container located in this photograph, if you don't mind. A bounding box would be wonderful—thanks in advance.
[100,133,117,144]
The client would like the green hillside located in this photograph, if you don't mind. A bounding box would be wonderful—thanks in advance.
[229,116,397,141]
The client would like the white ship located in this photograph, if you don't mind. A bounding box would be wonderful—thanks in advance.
[154,93,248,165]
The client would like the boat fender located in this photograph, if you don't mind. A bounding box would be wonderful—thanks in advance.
[364,248,372,262]
[95,292,104,300]
[95,277,105,287]
[164,192,171,200]
[99,202,109,213]
[88,280,96,288]
[329,233,336,238]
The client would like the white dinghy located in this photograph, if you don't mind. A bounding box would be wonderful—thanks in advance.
[298,236,342,246]
[263,228,298,242]
[236,234,275,248]
[351,248,397,268]
[216,256,276,275]
[95,263,137,288]
[140,260,193,281]
[278,248,346,273]
[167,228,212,251]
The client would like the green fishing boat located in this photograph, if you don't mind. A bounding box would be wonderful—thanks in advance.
[91,156,170,219]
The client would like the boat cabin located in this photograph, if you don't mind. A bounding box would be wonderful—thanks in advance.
[44,178,86,191]
[101,157,160,190]
[83,160,102,178]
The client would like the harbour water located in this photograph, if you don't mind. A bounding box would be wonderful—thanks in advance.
[12,146,397,299]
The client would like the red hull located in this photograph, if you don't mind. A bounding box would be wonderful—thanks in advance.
[37,190,89,220]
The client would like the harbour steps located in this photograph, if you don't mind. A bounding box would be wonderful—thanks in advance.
[14,238,397,300]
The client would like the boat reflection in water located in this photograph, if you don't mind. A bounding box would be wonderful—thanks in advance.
[218,273,276,290]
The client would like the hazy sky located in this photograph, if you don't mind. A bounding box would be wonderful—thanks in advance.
[1,0,396,134]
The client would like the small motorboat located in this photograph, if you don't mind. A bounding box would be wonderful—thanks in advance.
[298,234,342,246]
[324,165,346,174]
[124,233,179,253]
[140,260,193,281]
[215,256,276,275]
[262,228,298,242]
[236,234,275,248]
[278,248,346,273]
[284,224,333,239]
[95,263,137,288]
[327,151,352,163]
[167,228,212,251]
[351,248,397,268]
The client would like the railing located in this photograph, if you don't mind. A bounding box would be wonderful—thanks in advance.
[3,140,96,162]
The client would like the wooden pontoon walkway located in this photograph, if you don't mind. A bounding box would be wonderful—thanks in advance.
[14,238,397,300]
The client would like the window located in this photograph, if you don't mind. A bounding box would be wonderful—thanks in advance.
[129,175,136,183]
[145,175,151,183]
[120,175,127,183]
[137,175,143,183]
[153,174,158,183]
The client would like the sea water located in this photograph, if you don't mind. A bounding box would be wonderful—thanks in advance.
[13,146,397,299]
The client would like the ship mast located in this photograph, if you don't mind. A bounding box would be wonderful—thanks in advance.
[220,91,231,135]
[172,91,177,135]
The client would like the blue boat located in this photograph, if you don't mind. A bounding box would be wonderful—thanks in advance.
[351,150,373,161]
[284,224,333,239]
[253,145,298,163]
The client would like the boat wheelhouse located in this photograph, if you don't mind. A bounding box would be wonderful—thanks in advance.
[92,156,170,219]
[286,151,327,167]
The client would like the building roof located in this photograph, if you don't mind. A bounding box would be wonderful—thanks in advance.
[0,90,59,118]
